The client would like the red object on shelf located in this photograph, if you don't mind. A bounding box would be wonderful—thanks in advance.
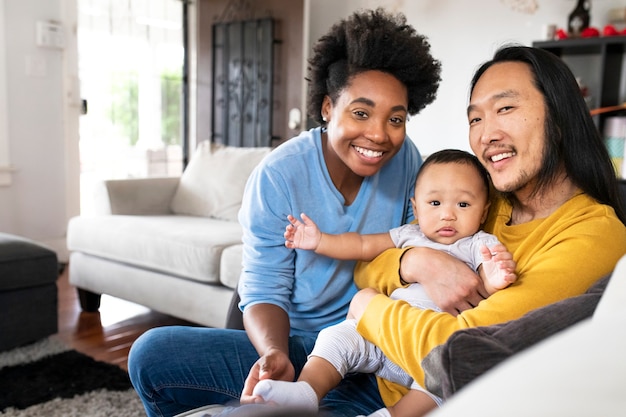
[581,27,600,37]
[556,28,569,39]
[603,25,620,36]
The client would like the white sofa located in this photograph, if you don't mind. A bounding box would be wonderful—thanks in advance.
[66,142,271,328]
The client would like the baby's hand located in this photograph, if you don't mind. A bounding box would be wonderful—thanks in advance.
[284,213,322,250]
[480,244,517,292]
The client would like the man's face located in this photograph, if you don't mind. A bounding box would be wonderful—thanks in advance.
[467,62,547,197]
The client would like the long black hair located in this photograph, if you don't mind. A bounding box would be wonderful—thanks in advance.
[470,45,625,224]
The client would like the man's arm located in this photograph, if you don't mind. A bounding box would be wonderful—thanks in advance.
[354,247,486,315]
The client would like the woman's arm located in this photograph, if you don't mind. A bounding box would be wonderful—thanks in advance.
[240,303,294,404]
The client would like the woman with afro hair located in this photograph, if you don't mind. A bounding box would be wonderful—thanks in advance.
[128,8,441,417]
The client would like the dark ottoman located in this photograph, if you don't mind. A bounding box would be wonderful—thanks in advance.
[0,233,59,351]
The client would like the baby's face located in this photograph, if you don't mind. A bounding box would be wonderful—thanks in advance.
[411,162,489,245]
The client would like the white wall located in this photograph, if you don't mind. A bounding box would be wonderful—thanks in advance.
[305,0,625,156]
[0,0,79,260]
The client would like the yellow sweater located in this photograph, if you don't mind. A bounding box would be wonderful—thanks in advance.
[354,192,626,406]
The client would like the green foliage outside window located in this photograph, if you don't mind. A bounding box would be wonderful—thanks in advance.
[109,71,139,146]
[108,69,181,147]
[161,69,182,146]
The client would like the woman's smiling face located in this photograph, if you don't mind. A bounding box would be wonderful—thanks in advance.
[321,70,409,179]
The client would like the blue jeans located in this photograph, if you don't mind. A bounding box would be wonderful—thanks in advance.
[128,326,385,417]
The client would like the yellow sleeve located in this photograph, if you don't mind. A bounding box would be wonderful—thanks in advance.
[353,247,412,294]
[356,193,626,405]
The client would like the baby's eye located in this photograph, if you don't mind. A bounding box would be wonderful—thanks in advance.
[458,202,469,208]
[429,201,440,206]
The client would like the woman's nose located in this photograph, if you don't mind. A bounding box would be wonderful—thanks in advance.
[364,120,388,143]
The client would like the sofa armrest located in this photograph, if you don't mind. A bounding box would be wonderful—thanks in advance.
[94,177,180,215]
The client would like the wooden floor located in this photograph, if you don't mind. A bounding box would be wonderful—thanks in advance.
[56,265,193,371]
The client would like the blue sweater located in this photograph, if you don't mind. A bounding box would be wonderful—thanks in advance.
[238,127,422,337]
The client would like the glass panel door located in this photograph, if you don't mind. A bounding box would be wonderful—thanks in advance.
[77,0,184,214]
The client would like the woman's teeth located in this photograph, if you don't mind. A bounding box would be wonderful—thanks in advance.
[355,146,383,158]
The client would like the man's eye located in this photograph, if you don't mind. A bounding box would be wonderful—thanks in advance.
[469,117,481,125]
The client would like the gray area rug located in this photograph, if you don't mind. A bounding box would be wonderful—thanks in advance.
[0,336,145,417]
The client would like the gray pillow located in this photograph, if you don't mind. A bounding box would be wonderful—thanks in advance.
[423,273,611,399]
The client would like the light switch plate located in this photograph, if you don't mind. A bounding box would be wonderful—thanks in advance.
[36,21,65,49]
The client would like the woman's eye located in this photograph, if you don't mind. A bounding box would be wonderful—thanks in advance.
[354,110,368,119]
[390,116,405,125]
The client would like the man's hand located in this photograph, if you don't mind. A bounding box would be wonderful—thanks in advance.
[400,247,487,315]
[240,347,295,404]
[284,213,322,250]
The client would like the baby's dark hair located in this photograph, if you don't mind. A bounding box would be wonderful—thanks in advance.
[306,8,442,125]
[418,149,491,198]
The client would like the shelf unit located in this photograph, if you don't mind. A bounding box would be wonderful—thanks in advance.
[532,35,626,135]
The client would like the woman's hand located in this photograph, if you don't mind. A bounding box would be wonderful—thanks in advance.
[239,304,294,404]
[400,247,487,315]
[240,347,295,404]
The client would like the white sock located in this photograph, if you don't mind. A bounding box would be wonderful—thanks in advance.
[252,380,318,411]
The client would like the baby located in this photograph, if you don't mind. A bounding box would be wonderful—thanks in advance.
[252,149,517,417]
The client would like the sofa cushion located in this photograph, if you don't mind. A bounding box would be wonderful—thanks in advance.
[170,142,271,221]
[67,215,243,284]
[220,244,243,289]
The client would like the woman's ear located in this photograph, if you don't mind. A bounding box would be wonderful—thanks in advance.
[321,95,332,122]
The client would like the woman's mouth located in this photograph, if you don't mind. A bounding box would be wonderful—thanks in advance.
[354,145,383,158]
